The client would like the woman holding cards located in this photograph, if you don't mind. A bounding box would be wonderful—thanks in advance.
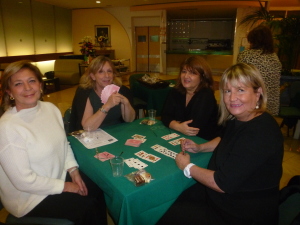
[0,60,107,224]
[157,63,283,225]
[69,56,135,132]
[161,56,220,140]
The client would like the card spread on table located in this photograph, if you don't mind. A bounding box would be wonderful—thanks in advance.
[101,84,120,104]
[169,137,185,146]
[125,139,143,147]
[151,144,178,159]
[94,151,115,162]
[134,150,161,163]
[124,158,148,169]
[161,133,180,140]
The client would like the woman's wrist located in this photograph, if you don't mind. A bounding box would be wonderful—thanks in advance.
[68,167,78,174]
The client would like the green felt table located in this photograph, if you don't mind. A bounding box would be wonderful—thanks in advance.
[68,119,212,225]
[129,74,176,117]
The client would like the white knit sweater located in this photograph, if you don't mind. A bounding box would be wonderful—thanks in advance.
[0,101,78,217]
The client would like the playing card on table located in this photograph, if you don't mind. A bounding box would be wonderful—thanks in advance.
[144,154,161,163]
[94,151,115,162]
[124,158,135,167]
[161,133,180,140]
[151,144,178,159]
[132,158,148,169]
[169,137,185,146]
[125,139,143,147]
[135,150,148,159]
[101,84,120,104]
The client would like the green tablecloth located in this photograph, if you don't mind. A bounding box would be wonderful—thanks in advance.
[68,119,212,225]
[129,74,176,116]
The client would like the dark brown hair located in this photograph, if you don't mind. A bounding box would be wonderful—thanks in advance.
[175,56,214,94]
[247,25,274,54]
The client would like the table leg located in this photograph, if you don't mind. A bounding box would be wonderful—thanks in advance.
[293,119,300,139]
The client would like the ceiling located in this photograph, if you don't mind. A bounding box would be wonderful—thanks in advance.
[34,0,300,19]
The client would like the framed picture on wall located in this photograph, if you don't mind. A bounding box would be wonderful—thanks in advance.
[95,25,111,47]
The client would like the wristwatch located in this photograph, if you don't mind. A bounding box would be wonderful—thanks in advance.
[183,163,195,178]
[99,107,108,114]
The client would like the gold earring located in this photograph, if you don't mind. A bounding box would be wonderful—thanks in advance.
[40,89,43,94]
[9,96,14,100]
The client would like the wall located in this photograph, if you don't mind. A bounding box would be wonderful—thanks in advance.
[72,8,131,62]
[72,7,164,73]
[233,7,259,64]
[0,0,72,73]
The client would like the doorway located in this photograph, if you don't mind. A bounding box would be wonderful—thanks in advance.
[135,26,160,72]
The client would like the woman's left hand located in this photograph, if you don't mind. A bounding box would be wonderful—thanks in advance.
[105,92,129,108]
[69,170,88,196]
[175,151,191,170]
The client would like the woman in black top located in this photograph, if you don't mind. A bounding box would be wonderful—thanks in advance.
[69,56,135,132]
[161,56,220,140]
[157,63,284,225]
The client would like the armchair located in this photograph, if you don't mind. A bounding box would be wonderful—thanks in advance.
[54,59,83,85]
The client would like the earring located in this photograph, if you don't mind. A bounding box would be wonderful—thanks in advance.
[255,102,259,109]
[9,96,14,100]
[40,89,43,94]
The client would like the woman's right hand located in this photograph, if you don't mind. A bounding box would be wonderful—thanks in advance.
[63,182,85,196]
[181,139,200,153]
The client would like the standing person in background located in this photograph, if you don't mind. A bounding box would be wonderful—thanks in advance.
[157,63,284,225]
[69,56,135,132]
[237,25,282,115]
[161,56,220,140]
[0,60,107,224]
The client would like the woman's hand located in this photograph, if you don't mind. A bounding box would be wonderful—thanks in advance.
[104,91,123,109]
[170,120,200,136]
[181,139,200,153]
[175,151,191,170]
[68,169,88,196]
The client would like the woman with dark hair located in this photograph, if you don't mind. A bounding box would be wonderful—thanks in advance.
[0,60,107,224]
[238,25,282,115]
[157,63,283,225]
[69,56,135,132]
[161,56,220,140]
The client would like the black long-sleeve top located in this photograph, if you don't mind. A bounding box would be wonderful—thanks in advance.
[161,87,220,140]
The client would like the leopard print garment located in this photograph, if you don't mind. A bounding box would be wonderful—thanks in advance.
[237,49,282,115]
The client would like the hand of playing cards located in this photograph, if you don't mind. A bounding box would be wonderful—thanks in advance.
[101,84,120,104]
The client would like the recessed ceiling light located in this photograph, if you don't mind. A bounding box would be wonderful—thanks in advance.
[96,1,101,3]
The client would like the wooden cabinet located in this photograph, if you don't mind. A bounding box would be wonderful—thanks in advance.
[95,49,115,59]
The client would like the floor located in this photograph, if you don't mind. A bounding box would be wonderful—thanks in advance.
[42,73,300,225]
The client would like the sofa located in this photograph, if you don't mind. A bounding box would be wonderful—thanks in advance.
[54,59,83,85]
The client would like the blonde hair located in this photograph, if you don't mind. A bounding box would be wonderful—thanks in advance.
[80,56,122,89]
[0,60,43,111]
[218,63,267,125]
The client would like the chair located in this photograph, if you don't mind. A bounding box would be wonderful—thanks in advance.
[0,199,73,225]
[279,175,300,225]
[129,74,148,119]
[54,59,84,85]
[279,81,300,136]
[63,107,72,135]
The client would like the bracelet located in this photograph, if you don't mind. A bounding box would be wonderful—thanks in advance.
[69,167,78,174]
[99,107,108,114]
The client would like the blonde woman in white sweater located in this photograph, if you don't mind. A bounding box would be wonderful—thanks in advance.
[0,60,107,225]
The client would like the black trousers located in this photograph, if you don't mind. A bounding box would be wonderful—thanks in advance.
[25,170,107,225]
